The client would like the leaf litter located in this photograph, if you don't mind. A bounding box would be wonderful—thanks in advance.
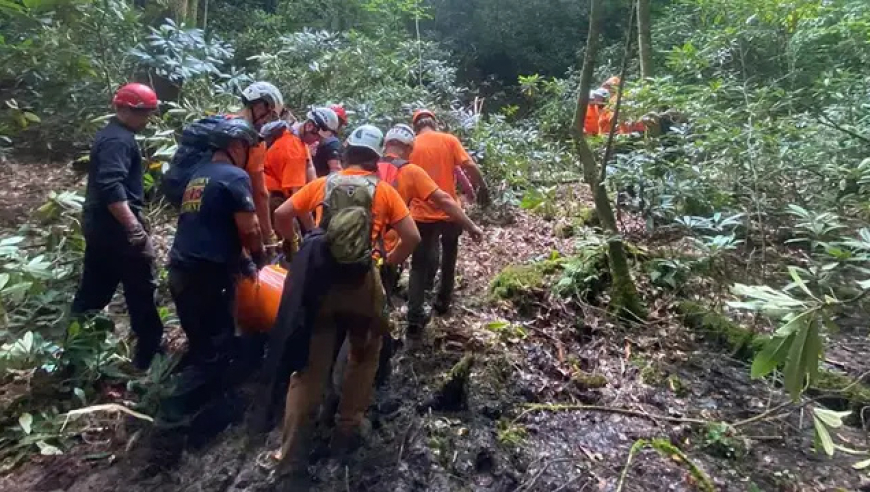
[0,173,867,492]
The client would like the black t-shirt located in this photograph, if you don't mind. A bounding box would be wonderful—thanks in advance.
[82,117,144,245]
[313,136,342,177]
[169,161,255,271]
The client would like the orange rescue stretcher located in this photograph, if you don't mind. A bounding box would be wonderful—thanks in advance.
[235,265,286,333]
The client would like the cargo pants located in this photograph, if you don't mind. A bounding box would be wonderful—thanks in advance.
[277,266,389,474]
[407,221,462,330]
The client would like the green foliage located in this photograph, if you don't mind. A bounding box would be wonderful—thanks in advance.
[0,199,83,332]
[553,238,609,300]
[702,422,748,460]
[617,438,716,492]
[0,192,156,467]
[729,219,870,400]
[484,320,528,343]
[129,19,235,85]
[489,256,562,303]
[0,0,143,150]
[496,418,527,448]
[646,258,691,290]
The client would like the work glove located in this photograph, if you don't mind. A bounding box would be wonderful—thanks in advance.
[251,248,268,271]
[126,222,155,258]
[240,257,258,280]
[264,232,281,259]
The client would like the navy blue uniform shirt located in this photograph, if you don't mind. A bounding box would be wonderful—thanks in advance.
[169,161,256,271]
[82,117,144,245]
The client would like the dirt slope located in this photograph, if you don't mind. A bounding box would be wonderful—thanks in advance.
[1,172,867,492]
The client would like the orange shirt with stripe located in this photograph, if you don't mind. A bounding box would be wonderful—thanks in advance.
[408,131,471,223]
[380,155,440,252]
[265,131,309,196]
[290,169,410,248]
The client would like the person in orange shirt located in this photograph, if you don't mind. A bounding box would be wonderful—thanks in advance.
[263,107,340,259]
[272,125,420,478]
[406,109,488,338]
[378,123,484,299]
[238,81,285,254]
[585,89,610,136]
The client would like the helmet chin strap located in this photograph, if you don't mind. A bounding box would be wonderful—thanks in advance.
[225,146,247,168]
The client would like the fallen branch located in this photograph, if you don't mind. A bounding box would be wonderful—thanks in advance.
[62,403,154,431]
[515,403,708,426]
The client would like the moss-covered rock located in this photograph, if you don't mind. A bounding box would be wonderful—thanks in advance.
[554,220,575,239]
[490,258,563,302]
[490,264,546,301]
[640,363,667,386]
[811,371,870,415]
[676,300,870,415]
[676,301,767,359]
[571,370,608,389]
[573,206,600,228]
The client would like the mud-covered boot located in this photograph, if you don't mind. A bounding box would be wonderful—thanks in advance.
[329,419,370,460]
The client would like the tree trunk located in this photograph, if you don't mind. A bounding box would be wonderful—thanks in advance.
[571,0,646,320]
[637,0,653,79]
[188,0,199,27]
[173,0,189,24]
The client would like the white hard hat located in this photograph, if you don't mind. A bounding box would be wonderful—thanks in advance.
[385,124,415,146]
[241,81,284,112]
[306,107,340,132]
[591,88,610,100]
[346,125,384,156]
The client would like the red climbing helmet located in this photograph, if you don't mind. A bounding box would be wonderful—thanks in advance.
[412,109,437,125]
[112,83,159,110]
[330,104,348,126]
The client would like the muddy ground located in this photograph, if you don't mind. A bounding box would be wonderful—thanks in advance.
[1,161,869,492]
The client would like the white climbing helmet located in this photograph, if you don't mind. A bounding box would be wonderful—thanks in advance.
[385,124,415,146]
[591,88,610,100]
[241,81,284,112]
[306,106,340,133]
[346,124,384,156]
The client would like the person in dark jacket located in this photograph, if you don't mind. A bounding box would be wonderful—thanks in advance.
[168,118,268,372]
[72,83,164,370]
[147,119,268,467]
[312,104,347,177]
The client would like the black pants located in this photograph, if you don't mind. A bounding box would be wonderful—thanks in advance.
[71,239,163,351]
[168,264,236,365]
[408,221,461,328]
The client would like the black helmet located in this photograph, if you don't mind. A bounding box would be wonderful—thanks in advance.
[209,118,260,150]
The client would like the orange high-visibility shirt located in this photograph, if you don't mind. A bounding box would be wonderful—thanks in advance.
[408,131,471,223]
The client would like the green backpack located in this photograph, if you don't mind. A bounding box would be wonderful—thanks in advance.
[321,173,380,271]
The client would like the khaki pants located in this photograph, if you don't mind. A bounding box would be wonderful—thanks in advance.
[277,267,388,474]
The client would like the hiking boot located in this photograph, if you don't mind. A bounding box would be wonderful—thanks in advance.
[319,392,339,428]
[329,421,368,458]
[406,323,423,343]
[133,341,162,371]
[433,299,451,316]
[376,396,402,418]
[274,469,313,492]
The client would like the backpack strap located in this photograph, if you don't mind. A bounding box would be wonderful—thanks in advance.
[379,157,409,188]
[320,173,342,228]
[382,156,409,169]
[360,174,387,258]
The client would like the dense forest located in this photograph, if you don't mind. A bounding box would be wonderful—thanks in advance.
[1,0,870,491]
